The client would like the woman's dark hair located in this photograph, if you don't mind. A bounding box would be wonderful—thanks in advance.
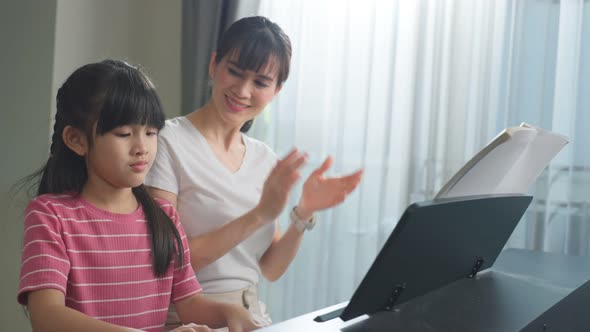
[215,16,292,133]
[25,59,183,276]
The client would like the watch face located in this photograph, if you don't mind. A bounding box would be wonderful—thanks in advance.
[290,207,315,232]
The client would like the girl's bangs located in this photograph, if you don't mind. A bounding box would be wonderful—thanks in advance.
[95,69,165,135]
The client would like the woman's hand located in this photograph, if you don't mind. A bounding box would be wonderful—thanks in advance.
[224,305,266,332]
[255,149,308,222]
[297,156,363,220]
[169,323,212,332]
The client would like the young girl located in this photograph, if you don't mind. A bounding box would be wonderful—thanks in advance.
[17,60,260,332]
[146,16,363,326]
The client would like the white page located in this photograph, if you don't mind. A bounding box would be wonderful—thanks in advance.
[495,124,569,193]
[435,124,568,199]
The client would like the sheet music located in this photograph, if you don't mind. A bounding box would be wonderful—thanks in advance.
[435,123,569,199]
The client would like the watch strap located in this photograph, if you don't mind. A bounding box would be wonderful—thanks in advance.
[290,206,316,233]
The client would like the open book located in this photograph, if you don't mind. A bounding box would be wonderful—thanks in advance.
[435,123,569,199]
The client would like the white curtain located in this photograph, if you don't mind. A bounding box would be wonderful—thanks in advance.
[249,0,589,322]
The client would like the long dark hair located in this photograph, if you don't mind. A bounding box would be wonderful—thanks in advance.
[216,16,292,133]
[25,59,183,276]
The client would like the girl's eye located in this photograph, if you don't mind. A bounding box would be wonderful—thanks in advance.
[147,131,158,136]
[254,80,269,88]
[228,68,242,77]
[115,133,131,137]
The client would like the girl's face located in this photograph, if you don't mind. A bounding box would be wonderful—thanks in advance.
[86,124,159,191]
[209,53,282,128]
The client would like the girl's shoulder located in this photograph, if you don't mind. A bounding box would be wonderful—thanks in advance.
[28,193,81,211]
[25,193,84,229]
[152,197,178,222]
[152,198,187,235]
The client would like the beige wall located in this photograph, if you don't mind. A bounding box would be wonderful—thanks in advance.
[0,1,182,329]
[0,1,57,329]
[52,0,182,119]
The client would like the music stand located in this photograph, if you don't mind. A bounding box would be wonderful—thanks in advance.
[519,279,590,331]
[315,194,533,322]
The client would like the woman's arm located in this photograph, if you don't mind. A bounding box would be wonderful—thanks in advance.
[174,294,260,331]
[149,185,269,271]
[148,188,283,274]
[27,289,139,332]
[148,149,308,271]
[259,156,364,280]
[259,222,304,281]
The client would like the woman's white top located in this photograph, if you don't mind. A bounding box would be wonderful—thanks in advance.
[145,116,277,293]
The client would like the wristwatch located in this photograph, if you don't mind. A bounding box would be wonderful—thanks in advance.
[290,206,316,233]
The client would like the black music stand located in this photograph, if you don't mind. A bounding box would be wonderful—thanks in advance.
[519,278,590,331]
[314,194,533,322]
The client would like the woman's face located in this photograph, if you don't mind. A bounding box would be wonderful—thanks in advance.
[209,52,282,128]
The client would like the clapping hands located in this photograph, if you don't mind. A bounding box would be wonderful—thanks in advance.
[296,156,363,220]
[256,149,363,223]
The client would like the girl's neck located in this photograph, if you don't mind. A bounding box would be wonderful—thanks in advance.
[187,102,244,152]
[81,179,137,214]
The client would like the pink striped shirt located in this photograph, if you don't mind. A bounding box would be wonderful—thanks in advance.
[17,194,201,331]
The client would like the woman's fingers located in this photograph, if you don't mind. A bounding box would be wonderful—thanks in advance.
[311,156,334,177]
[272,149,307,184]
[256,149,309,221]
[341,169,364,192]
[282,147,299,161]
[276,150,307,174]
[321,169,363,193]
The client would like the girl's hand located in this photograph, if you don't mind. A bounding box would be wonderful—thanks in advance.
[169,323,212,332]
[225,305,265,332]
[255,149,307,222]
[297,156,363,219]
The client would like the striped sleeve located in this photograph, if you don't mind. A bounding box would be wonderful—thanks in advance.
[18,198,70,305]
[159,203,202,303]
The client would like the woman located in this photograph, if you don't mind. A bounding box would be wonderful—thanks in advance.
[145,16,363,327]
